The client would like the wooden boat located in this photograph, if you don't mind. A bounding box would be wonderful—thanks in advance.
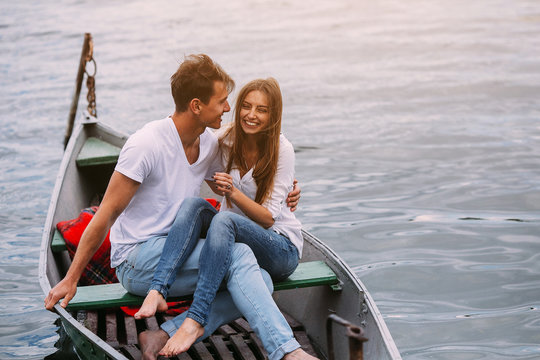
[39,117,402,360]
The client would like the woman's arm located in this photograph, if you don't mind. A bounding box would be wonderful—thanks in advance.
[212,172,275,228]
[214,138,297,228]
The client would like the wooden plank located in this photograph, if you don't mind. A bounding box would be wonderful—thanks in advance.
[208,335,235,360]
[192,342,213,360]
[232,318,253,334]
[229,334,257,360]
[66,283,192,311]
[248,332,267,359]
[120,344,141,360]
[84,310,98,334]
[105,311,119,348]
[144,316,160,331]
[273,261,338,291]
[51,229,67,252]
[76,137,121,167]
[67,261,337,311]
[124,314,138,345]
[177,352,193,360]
[217,324,237,336]
[293,331,318,357]
[283,312,304,330]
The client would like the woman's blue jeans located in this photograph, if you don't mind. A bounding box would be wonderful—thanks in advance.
[117,197,300,360]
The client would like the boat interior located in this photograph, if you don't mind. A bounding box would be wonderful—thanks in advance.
[46,123,338,359]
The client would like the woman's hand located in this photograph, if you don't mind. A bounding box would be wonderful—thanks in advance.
[286,179,301,212]
[212,172,234,197]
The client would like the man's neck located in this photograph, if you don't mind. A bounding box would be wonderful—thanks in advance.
[170,111,205,147]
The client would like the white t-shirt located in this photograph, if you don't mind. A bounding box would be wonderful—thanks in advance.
[215,125,303,257]
[110,117,220,267]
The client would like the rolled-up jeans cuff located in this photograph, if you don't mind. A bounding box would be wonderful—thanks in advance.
[148,284,168,299]
[268,338,301,360]
[160,319,177,338]
[186,311,207,327]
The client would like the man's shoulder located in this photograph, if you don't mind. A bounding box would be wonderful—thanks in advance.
[135,117,171,136]
[127,118,170,145]
[201,127,220,149]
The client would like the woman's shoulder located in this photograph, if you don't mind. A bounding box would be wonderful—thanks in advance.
[279,133,294,153]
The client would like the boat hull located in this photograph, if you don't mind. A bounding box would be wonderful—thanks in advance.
[39,119,401,359]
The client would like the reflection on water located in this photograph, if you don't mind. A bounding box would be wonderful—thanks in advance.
[1,0,540,359]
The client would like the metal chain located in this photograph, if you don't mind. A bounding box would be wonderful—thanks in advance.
[85,39,97,117]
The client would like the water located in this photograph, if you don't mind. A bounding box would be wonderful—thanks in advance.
[1,0,540,358]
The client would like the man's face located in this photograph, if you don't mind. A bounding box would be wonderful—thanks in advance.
[199,81,230,129]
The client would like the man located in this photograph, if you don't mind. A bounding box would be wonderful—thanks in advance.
[45,54,316,360]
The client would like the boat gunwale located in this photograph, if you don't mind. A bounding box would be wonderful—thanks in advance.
[300,230,402,359]
[39,118,131,360]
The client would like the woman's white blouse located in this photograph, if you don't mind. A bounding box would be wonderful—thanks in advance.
[211,125,303,257]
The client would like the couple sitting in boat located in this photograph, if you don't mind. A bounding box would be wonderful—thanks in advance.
[45,54,318,360]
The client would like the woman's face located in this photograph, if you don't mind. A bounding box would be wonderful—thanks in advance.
[239,90,270,135]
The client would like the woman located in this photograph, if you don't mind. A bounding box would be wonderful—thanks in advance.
[138,78,314,360]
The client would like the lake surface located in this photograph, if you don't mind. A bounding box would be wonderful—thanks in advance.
[1,0,540,358]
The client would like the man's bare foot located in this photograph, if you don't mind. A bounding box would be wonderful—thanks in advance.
[158,317,205,357]
[134,289,168,319]
[138,329,169,360]
[284,348,319,360]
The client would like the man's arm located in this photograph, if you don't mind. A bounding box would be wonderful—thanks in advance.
[44,171,140,310]
[286,179,301,212]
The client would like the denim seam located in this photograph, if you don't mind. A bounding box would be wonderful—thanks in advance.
[232,264,287,353]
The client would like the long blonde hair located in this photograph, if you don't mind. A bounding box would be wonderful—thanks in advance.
[220,78,283,205]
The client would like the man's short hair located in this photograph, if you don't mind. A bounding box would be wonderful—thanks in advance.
[171,54,234,113]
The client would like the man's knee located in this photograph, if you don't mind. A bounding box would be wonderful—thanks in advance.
[260,268,274,293]
[179,197,209,214]
[230,243,256,264]
[228,244,273,292]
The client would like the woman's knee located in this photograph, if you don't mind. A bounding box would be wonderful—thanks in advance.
[210,211,238,231]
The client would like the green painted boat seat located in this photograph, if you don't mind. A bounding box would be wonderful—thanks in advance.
[51,229,68,252]
[65,260,338,311]
[76,137,121,167]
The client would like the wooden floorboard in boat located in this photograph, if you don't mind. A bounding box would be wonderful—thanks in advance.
[77,309,317,359]
[106,311,120,348]
[208,335,235,360]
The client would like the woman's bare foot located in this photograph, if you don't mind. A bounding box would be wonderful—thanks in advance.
[158,317,205,357]
[138,329,169,360]
[134,289,168,319]
[284,348,319,359]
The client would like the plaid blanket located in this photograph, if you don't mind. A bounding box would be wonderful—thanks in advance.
[56,206,118,286]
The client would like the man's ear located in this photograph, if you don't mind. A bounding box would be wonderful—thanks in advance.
[189,98,201,115]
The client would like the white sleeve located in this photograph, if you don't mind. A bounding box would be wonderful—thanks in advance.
[263,136,295,219]
[114,131,154,183]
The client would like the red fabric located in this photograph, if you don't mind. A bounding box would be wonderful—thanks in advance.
[56,207,118,286]
[120,300,192,316]
[205,198,220,211]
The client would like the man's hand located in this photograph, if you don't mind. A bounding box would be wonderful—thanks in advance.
[44,278,78,311]
[286,179,301,212]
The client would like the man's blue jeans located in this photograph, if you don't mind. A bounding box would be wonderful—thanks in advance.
[115,198,300,360]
